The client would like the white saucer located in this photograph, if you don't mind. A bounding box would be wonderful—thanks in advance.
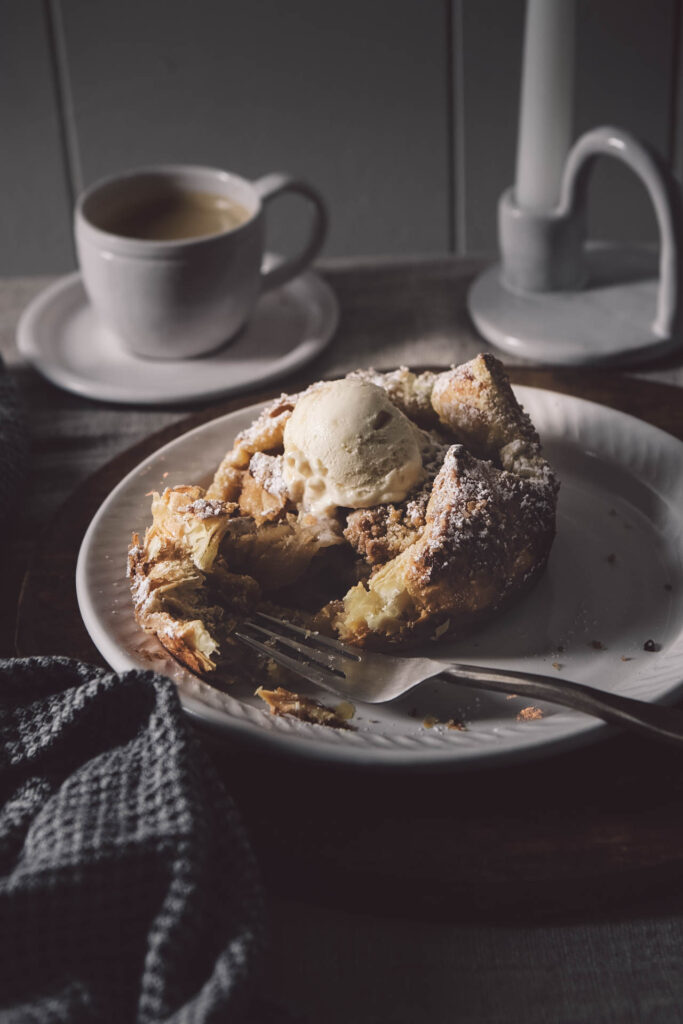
[17,266,339,406]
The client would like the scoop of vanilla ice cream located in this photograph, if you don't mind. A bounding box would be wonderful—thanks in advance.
[283,378,424,513]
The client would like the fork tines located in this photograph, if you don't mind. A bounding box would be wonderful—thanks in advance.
[233,614,361,691]
[253,613,361,661]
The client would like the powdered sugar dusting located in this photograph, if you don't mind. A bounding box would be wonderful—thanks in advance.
[178,498,231,519]
[416,444,557,587]
[249,452,288,497]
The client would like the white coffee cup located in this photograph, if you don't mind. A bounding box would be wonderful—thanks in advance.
[74,164,328,359]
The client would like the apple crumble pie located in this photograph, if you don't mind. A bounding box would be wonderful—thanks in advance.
[128,354,559,701]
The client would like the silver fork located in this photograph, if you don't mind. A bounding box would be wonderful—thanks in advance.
[234,613,683,746]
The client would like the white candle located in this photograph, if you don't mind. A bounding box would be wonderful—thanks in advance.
[515,0,576,212]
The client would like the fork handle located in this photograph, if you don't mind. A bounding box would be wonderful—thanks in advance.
[440,663,683,746]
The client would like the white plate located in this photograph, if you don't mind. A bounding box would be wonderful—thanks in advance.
[76,387,683,768]
[17,267,338,406]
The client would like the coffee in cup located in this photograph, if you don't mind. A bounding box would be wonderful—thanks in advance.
[97,188,251,242]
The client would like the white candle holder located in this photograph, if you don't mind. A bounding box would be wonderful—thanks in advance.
[468,126,682,366]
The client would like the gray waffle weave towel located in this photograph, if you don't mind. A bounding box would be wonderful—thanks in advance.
[0,356,27,527]
[0,657,265,1023]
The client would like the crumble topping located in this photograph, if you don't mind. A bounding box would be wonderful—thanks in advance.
[517,706,544,721]
[422,713,468,731]
[414,445,557,588]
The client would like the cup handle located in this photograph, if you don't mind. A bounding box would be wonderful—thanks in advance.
[253,173,328,292]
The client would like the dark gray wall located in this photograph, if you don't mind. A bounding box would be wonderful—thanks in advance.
[3,0,681,273]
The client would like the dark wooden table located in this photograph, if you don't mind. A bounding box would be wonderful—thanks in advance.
[5,258,683,1023]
